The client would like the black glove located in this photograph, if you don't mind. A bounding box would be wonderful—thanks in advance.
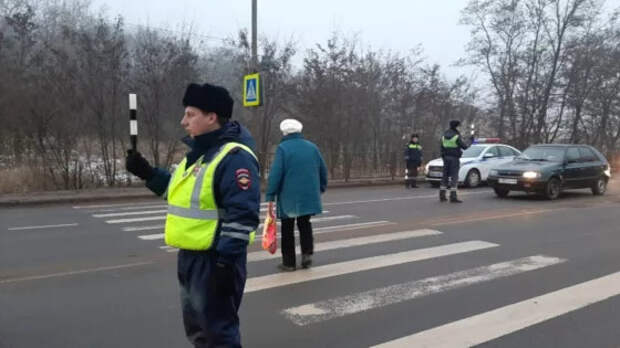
[214,262,236,297]
[125,150,155,181]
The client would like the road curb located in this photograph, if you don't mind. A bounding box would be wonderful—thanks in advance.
[0,177,428,207]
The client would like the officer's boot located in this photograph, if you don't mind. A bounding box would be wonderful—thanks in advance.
[450,190,463,203]
[439,189,447,202]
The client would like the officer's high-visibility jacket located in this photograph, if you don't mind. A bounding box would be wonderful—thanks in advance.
[404,142,423,166]
[440,128,469,158]
[165,142,257,250]
[144,121,260,264]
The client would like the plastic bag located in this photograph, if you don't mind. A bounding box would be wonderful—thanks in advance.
[261,202,277,254]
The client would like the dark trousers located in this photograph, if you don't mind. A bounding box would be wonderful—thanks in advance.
[441,156,460,190]
[406,163,419,187]
[177,250,247,348]
[280,215,314,267]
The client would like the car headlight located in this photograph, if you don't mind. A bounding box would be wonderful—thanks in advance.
[522,171,540,179]
[489,169,498,176]
[604,165,611,178]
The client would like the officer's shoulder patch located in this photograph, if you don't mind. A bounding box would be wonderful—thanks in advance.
[235,168,251,190]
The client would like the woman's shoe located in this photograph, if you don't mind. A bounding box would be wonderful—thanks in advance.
[301,254,313,269]
[277,263,296,272]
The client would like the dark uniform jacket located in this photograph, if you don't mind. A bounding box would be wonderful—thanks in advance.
[145,121,260,265]
[440,128,469,158]
[404,141,423,166]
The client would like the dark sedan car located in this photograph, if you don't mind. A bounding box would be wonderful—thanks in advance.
[487,144,611,200]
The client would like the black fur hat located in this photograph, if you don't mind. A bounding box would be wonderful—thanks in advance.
[182,83,233,120]
[449,120,461,129]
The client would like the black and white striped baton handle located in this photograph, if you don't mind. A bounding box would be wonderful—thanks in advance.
[129,93,137,151]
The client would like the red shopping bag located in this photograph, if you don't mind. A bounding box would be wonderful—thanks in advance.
[261,202,277,254]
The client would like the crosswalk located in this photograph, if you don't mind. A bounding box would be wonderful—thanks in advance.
[75,200,620,347]
[79,201,396,254]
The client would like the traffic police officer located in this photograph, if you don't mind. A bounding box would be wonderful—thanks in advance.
[439,120,471,203]
[404,134,423,188]
[125,83,260,347]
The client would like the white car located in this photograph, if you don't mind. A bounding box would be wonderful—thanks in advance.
[425,140,521,188]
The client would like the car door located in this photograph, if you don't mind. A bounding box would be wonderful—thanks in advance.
[498,146,517,165]
[563,147,583,188]
[578,147,602,187]
[480,146,501,178]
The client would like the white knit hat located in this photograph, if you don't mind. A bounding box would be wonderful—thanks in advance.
[280,119,303,136]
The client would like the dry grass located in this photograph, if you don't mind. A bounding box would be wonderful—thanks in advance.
[0,166,52,194]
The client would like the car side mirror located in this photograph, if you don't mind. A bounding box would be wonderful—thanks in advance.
[483,153,495,159]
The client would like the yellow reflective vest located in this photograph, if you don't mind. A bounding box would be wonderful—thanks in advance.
[442,135,459,148]
[164,142,258,250]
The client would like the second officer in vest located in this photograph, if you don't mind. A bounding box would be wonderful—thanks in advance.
[439,120,471,203]
[404,134,423,188]
[125,83,260,347]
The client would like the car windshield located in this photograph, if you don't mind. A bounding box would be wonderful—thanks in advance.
[462,145,485,158]
[518,147,565,162]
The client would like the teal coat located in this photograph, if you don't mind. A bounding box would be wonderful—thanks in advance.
[265,133,328,219]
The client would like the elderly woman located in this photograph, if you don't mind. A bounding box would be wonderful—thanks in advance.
[265,119,328,271]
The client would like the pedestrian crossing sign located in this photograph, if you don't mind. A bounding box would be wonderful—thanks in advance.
[243,73,262,107]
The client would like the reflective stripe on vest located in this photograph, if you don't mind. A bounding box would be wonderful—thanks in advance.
[164,142,258,250]
[408,144,422,150]
[442,135,459,148]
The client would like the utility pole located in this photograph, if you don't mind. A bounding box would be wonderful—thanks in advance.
[251,0,257,73]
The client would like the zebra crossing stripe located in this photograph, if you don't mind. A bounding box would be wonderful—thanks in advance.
[138,221,394,241]
[124,224,165,232]
[372,269,620,348]
[93,210,167,218]
[110,211,333,225]
[88,204,166,213]
[248,229,442,262]
[107,216,166,224]
[257,214,355,228]
[244,241,499,293]
[283,255,565,326]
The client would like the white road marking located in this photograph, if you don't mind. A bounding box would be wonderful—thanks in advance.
[73,202,160,209]
[124,224,165,232]
[88,204,166,213]
[0,262,152,284]
[139,220,393,241]
[254,221,395,241]
[248,229,442,262]
[93,210,166,218]
[77,190,487,210]
[372,270,620,348]
[7,223,79,231]
[244,241,499,293]
[139,233,166,240]
[122,212,333,232]
[257,215,356,228]
[322,191,489,207]
[284,255,565,326]
[107,216,166,224]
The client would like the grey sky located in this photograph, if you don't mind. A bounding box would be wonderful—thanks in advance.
[91,0,474,79]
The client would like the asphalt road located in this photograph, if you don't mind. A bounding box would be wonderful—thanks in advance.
[2,183,620,347]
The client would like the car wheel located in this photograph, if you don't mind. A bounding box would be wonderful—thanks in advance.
[591,177,607,196]
[465,169,481,188]
[544,177,561,200]
[494,187,510,198]
[430,181,440,188]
